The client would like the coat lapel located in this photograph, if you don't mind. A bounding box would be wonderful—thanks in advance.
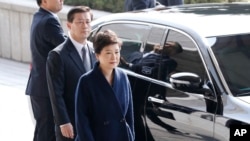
[94,64,124,117]
[112,69,127,116]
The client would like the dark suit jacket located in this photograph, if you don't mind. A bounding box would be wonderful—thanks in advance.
[75,62,135,141]
[125,0,155,11]
[25,7,66,97]
[131,53,177,81]
[46,38,96,127]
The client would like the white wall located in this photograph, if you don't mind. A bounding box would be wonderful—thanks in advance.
[0,0,67,63]
[0,0,110,63]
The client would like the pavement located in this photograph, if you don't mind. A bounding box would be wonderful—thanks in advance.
[0,58,34,141]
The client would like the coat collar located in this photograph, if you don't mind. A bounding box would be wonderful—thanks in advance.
[92,62,124,117]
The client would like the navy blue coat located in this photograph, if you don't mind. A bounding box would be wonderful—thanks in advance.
[25,7,66,97]
[75,62,135,141]
[46,39,96,128]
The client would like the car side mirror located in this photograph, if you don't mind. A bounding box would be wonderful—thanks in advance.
[169,72,213,96]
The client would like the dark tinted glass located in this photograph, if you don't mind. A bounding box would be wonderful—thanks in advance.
[211,34,250,96]
[167,30,207,80]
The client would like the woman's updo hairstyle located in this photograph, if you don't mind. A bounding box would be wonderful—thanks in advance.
[93,29,122,54]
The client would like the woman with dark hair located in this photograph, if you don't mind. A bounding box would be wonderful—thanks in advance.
[75,30,135,141]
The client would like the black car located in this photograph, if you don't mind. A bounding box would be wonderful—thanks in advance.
[89,3,250,141]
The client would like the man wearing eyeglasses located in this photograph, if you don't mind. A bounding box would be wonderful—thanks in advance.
[46,6,96,141]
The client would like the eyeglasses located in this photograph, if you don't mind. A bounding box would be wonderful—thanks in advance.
[73,20,91,26]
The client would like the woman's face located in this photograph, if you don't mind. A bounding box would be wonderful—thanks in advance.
[96,44,120,70]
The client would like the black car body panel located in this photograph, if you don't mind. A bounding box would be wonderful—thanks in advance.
[89,3,250,141]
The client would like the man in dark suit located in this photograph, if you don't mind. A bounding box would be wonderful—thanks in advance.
[46,6,96,141]
[125,0,155,11]
[121,41,183,81]
[25,0,66,141]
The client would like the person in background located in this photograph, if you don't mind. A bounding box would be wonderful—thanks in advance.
[46,6,96,141]
[125,0,155,11]
[75,29,135,141]
[120,41,183,81]
[25,0,66,141]
[157,0,184,6]
[121,41,182,141]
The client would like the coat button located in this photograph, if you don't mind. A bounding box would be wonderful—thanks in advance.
[104,121,110,125]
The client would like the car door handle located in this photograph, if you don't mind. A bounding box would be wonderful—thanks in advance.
[148,96,164,104]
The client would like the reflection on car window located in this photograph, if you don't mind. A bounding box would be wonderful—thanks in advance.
[211,34,250,96]
[120,25,184,82]
[97,23,151,61]
[144,26,166,53]
[121,41,183,82]
[168,30,207,79]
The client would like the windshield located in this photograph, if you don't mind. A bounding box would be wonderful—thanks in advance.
[209,34,250,96]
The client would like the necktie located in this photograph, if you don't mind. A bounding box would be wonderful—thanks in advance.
[82,46,91,72]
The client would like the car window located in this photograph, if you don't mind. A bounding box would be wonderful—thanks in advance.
[128,26,168,81]
[131,28,208,82]
[210,34,250,96]
[166,29,207,81]
[144,26,166,53]
[118,25,169,81]
[94,23,151,61]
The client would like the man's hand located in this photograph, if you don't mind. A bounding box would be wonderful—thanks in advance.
[120,56,129,67]
[60,123,74,139]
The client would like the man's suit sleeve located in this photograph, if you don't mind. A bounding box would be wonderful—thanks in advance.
[44,17,66,50]
[46,51,71,126]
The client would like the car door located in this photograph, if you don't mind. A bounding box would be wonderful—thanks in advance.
[144,29,218,141]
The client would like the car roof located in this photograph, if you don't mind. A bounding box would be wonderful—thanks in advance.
[92,3,250,37]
